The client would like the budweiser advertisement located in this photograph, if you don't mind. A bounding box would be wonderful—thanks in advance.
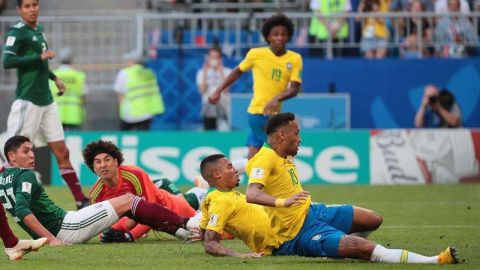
[371,129,480,184]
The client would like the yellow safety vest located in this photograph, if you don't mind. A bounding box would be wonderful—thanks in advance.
[309,0,349,40]
[121,64,164,119]
[50,67,86,126]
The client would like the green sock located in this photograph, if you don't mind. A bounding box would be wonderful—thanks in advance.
[183,193,199,210]
[154,178,181,195]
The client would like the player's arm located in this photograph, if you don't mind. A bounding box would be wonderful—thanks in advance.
[3,32,42,69]
[209,67,243,104]
[245,183,309,208]
[22,214,64,246]
[204,229,262,258]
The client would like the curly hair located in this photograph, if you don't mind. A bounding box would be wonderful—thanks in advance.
[261,13,294,44]
[82,140,124,172]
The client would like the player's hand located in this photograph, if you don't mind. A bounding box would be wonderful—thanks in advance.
[209,90,221,104]
[263,99,279,115]
[238,252,263,258]
[285,191,310,207]
[54,78,66,96]
[48,238,70,246]
[40,50,56,60]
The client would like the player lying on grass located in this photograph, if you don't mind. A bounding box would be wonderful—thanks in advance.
[197,154,458,264]
[0,135,193,245]
[83,139,199,243]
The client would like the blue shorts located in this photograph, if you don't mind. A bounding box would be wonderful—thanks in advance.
[273,203,354,258]
[246,113,269,148]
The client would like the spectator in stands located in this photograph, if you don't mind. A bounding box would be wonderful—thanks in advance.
[435,0,470,13]
[308,0,352,58]
[389,0,434,11]
[414,84,462,128]
[358,0,390,58]
[113,51,165,131]
[0,0,5,15]
[434,0,476,58]
[399,0,433,58]
[49,48,88,130]
[196,47,232,131]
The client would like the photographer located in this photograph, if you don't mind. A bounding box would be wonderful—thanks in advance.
[415,85,462,128]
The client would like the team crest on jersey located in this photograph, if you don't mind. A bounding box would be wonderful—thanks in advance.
[32,36,38,41]
[286,62,292,70]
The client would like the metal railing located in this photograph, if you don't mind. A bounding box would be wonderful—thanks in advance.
[1,12,478,91]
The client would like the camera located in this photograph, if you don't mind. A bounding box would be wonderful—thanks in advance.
[428,96,438,105]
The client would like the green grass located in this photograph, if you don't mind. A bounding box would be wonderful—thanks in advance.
[2,184,479,269]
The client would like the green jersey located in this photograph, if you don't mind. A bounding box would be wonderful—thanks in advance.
[2,20,55,106]
[0,167,66,239]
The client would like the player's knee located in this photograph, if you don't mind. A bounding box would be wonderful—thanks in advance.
[371,212,383,229]
[54,144,70,161]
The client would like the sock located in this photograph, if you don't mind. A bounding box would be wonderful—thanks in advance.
[184,187,208,210]
[0,205,19,248]
[129,224,151,240]
[60,168,87,202]
[111,217,130,232]
[154,178,181,195]
[232,158,247,175]
[130,196,188,235]
[371,244,439,264]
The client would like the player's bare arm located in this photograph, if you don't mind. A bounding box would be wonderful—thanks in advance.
[204,229,262,258]
[263,81,301,115]
[40,50,56,60]
[209,67,243,104]
[22,214,66,246]
[245,183,309,207]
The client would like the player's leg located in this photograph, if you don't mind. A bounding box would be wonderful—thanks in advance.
[246,114,268,159]
[0,204,19,249]
[183,187,208,210]
[337,235,457,264]
[349,206,383,236]
[320,204,382,237]
[108,194,190,238]
[41,102,88,208]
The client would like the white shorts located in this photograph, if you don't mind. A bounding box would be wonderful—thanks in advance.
[56,201,119,244]
[6,99,65,147]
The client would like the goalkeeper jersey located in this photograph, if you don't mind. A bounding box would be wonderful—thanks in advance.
[0,167,66,238]
[2,20,54,106]
[89,165,195,217]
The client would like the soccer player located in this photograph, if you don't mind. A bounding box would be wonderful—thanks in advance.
[0,135,192,245]
[0,203,47,260]
[209,13,303,159]
[84,140,196,242]
[1,0,88,209]
[198,154,459,264]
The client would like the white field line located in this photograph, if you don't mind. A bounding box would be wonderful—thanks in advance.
[381,225,478,229]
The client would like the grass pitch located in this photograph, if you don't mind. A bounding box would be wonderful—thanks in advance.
[1,184,479,269]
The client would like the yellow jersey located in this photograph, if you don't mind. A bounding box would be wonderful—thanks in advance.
[200,188,279,255]
[238,47,303,114]
[246,144,311,244]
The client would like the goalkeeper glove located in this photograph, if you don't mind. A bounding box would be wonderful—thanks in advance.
[100,228,134,243]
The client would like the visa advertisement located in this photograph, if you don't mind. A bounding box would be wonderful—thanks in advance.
[51,130,369,186]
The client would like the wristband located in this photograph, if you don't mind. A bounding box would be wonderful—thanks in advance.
[274,198,286,208]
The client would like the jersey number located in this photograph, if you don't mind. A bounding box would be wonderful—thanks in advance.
[288,168,299,186]
[271,68,282,81]
[0,188,19,221]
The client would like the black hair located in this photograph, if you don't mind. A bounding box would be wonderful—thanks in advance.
[200,154,225,180]
[4,135,31,162]
[265,112,296,135]
[17,0,38,7]
[439,89,455,110]
[82,140,124,172]
[261,13,294,44]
